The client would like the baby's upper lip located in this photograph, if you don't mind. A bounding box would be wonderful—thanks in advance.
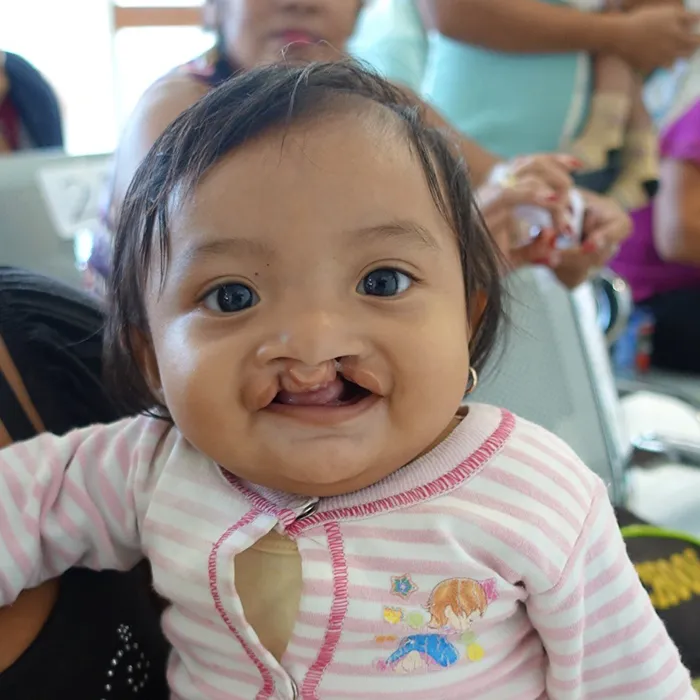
[338,364,384,398]
[253,362,385,411]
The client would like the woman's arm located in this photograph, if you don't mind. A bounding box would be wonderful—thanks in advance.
[654,159,700,266]
[417,0,700,72]
[110,76,208,221]
[420,98,499,185]
[401,86,576,215]
[417,0,621,54]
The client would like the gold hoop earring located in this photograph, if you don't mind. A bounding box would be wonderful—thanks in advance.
[465,367,478,395]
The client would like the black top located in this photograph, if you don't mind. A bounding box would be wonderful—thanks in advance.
[0,268,169,699]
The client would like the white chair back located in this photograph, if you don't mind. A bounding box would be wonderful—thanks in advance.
[472,267,630,504]
[0,150,110,288]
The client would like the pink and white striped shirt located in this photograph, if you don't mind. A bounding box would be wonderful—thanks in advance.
[0,403,694,699]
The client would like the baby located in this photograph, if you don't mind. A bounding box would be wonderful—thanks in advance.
[569,0,662,209]
[0,62,694,699]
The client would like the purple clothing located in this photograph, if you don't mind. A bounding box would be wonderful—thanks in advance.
[610,101,700,302]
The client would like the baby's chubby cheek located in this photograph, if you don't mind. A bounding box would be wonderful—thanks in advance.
[152,321,235,416]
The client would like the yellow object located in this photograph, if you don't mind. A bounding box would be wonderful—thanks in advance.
[383,607,403,625]
[467,643,485,662]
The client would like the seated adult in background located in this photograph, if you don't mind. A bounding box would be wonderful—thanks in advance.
[611,92,700,373]
[0,51,63,152]
[0,268,170,700]
[103,0,630,290]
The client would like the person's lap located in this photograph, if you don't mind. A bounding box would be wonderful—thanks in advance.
[0,267,169,700]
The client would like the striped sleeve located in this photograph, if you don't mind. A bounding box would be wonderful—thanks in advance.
[0,416,164,606]
[526,480,695,699]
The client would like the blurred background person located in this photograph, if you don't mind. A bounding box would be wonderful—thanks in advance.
[611,51,700,372]
[0,50,63,153]
[99,0,627,292]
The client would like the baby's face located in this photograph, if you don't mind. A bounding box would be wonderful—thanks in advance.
[145,112,471,496]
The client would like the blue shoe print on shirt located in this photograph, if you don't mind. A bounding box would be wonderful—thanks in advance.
[386,634,459,670]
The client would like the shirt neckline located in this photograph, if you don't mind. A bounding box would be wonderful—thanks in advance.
[221,404,515,535]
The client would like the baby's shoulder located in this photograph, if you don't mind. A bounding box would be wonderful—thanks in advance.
[98,414,205,480]
[480,407,603,504]
[428,407,607,586]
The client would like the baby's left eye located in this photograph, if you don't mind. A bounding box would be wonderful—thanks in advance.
[357,269,413,297]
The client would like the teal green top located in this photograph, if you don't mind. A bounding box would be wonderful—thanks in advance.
[350,0,427,93]
[353,0,592,159]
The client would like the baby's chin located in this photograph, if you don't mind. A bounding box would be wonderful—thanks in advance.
[228,453,402,499]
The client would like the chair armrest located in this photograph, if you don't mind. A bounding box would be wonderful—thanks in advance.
[617,376,700,411]
[631,433,700,468]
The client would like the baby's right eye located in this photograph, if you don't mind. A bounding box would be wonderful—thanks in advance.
[202,283,259,313]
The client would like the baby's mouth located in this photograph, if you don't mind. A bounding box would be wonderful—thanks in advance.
[272,374,372,408]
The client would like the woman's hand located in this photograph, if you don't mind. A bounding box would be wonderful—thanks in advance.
[503,154,578,198]
[480,182,632,288]
[477,178,567,271]
[614,5,700,72]
[489,154,579,232]
[550,190,632,289]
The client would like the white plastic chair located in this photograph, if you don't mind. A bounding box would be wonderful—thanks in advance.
[0,150,110,288]
[472,266,631,504]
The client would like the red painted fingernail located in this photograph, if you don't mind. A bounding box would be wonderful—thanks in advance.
[583,240,597,253]
[545,194,560,202]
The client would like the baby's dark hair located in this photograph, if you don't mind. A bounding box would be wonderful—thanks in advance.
[106,60,504,416]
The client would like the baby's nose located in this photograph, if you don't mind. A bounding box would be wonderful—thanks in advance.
[280,360,339,393]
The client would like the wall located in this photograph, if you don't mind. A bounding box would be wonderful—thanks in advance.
[0,0,212,155]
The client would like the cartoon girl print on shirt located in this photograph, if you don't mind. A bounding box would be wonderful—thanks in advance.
[377,578,498,674]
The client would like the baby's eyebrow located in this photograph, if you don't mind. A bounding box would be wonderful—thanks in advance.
[348,220,440,250]
[178,236,276,268]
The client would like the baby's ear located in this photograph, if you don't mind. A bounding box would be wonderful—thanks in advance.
[131,329,163,402]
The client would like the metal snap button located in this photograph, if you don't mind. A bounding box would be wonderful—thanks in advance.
[296,500,319,521]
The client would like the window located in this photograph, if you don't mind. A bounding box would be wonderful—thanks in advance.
[0,1,209,155]
[0,0,116,154]
[113,2,212,140]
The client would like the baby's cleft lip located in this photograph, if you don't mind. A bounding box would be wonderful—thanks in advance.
[338,362,386,399]
[250,358,387,412]
[280,360,338,395]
